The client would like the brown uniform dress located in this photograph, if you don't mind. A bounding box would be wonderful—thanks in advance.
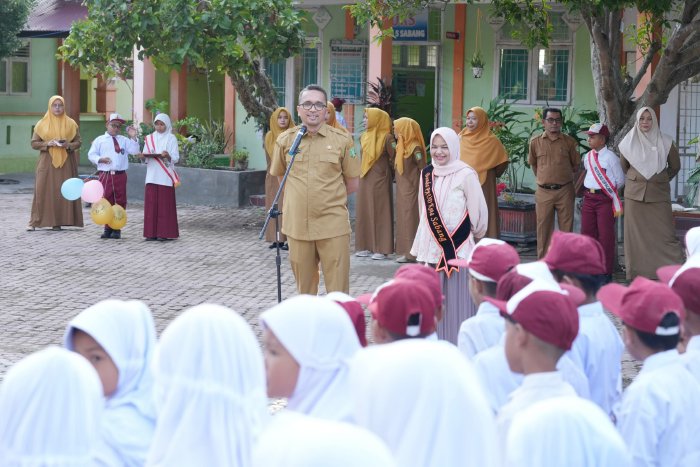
[528,132,581,258]
[621,144,684,280]
[28,131,84,228]
[264,143,287,244]
[483,162,509,238]
[270,124,360,295]
[395,146,426,257]
[355,134,395,255]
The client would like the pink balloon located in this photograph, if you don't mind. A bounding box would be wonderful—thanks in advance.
[81,180,105,203]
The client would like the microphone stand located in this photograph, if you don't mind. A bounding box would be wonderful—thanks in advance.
[259,145,300,303]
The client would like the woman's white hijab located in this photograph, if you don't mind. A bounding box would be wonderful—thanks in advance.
[430,127,470,177]
[260,295,361,422]
[253,412,396,467]
[350,339,498,467]
[146,304,268,467]
[506,396,631,467]
[618,106,673,180]
[686,226,700,257]
[0,346,103,466]
[64,299,157,467]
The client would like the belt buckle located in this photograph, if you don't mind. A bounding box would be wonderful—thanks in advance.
[110,170,116,175]
[589,188,596,193]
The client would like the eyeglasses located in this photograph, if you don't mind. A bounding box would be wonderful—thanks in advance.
[299,101,327,111]
[544,118,563,124]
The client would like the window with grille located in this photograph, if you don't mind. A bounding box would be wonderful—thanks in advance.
[393,45,439,69]
[0,42,30,95]
[495,12,572,104]
[266,60,286,107]
[329,40,367,104]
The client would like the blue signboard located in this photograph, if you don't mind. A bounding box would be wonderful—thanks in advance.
[393,11,429,42]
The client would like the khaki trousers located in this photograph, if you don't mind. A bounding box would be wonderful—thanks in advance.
[535,183,575,258]
[287,234,350,295]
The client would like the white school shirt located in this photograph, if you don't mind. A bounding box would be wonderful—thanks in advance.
[682,335,700,384]
[457,301,504,359]
[350,339,498,467]
[506,396,631,467]
[567,301,624,416]
[88,133,140,171]
[64,299,157,467]
[143,124,180,186]
[583,146,625,189]
[473,341,590,414]
[616,349,700,467]
[497,371,578,446]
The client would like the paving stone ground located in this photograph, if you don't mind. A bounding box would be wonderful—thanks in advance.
[0,171,639,386]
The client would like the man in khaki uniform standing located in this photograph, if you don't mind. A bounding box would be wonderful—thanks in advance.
[270,85,360,294]
[528,107,581,259]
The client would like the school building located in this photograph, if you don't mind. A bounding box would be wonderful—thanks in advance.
[1,1,698,198]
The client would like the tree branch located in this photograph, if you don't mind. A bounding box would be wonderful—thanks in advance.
[629,41,662,92]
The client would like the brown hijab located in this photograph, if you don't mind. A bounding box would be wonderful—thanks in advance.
[458,107,508,185]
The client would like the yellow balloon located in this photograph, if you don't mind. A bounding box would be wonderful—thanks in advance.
[90,198,113,225]
[108,204,127,230]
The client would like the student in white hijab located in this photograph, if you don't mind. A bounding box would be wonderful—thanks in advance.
[64,299,157,467]
[139,113,180,241]
[350,339,498,467]
[260,295,361,422]
[146,304,268,466]
[0,346,103,465]
[506,396,631,467]
[686,226,700,257]
[253,411,395,467]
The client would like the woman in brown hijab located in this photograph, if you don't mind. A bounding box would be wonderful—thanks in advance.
[263,107,292,249]
[27,95,82,231]
[326,102,349,132]
[459,107,508,238]
[393,117,427,263]
[618,106,684,279]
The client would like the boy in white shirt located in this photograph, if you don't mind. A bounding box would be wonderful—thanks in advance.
[450,238,520,358]
[580,123,624,282]
[598,277,700,467]
[658,257,700,383]
[87,113,139,239]
[544,231,624,417]
[486,279,581,442]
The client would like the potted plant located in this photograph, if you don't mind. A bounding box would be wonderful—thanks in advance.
[471,50,485,78]
[229,147,250,171]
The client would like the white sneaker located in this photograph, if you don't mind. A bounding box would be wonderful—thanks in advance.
[355,250,371,257]
[371,253,387,260]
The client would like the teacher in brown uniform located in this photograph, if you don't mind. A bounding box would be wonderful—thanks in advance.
[528,107,581,258]
[270,85,360,295]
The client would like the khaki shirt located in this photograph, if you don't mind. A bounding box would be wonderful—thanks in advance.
[528,132,581,185]
[620,144,680,203]
[270,124,360,240]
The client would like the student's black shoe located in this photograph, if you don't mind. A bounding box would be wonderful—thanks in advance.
[269,242,279,249]
[145,237,157,241]
[281,243,289,250]
[111,230,121,239]
[101,227,113,239]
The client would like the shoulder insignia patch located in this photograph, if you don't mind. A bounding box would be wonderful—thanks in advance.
[349,147,357,158]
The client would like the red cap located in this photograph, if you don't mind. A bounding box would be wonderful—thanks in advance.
[495,266,586,305]
[393,264,443,311]
[544,231,606,275]
[331,97,345,107]
[657,262,700,316]
[585,122,610,137]
[448,238,519,282]
[367,279,436,338]
[485,280,580,350]
[597,277,685,335]
[326,292,368,347]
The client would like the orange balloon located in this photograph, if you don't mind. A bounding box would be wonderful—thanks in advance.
[90,198,113,225]
[108,204,127,230]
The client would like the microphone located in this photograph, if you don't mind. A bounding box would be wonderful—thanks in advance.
[288,125,308,156]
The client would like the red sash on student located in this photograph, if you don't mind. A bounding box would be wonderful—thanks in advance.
[145,134,181,188]
[421,165,471,277]
[587,150,622,217]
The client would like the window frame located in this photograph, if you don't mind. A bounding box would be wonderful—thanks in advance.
[0,42,31,96]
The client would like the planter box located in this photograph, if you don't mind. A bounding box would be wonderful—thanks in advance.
[126,164,265,207]
[498,200,537,244]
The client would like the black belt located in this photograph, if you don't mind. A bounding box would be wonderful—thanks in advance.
[585,188,603,194]
[538,182,570,190]
[99,170,126,174]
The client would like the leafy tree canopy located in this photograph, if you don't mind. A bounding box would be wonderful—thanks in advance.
[349,0,700,146]
[60,0,306,125]
[0,0,35,60]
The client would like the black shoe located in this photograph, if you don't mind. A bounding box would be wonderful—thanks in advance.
[100,228,112,239]
[157,237,173,241]
[281,243,289,251]
[269,242,277,249]
[111,230,121,239]
[145,237,157,241]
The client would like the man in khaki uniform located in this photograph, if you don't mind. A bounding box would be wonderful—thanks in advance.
[270,85,360,294]
[528,108,581,259]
